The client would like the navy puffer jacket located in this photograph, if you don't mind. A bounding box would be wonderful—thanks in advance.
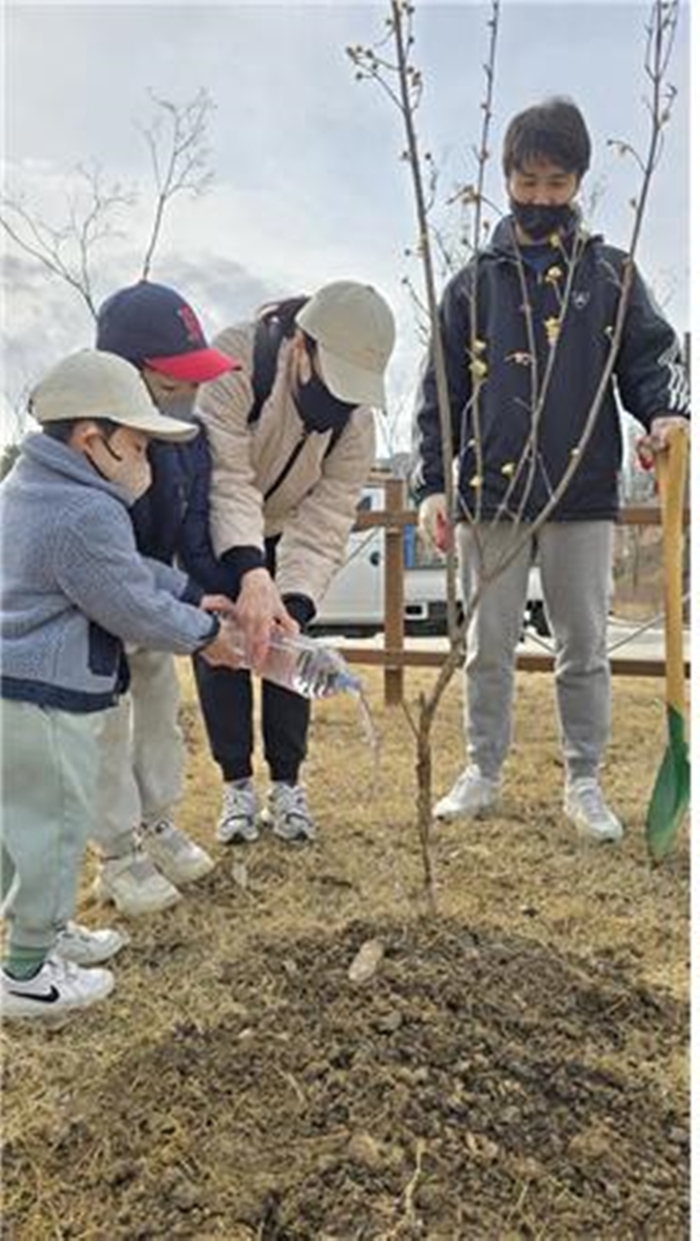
[131,420,240,597]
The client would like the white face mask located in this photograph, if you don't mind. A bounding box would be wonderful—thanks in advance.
[86,427,152,501]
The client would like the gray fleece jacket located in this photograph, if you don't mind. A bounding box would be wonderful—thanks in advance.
[0,433,219,712]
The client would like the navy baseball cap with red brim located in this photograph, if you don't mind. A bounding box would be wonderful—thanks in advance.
[96,281,239,382]
[144,347,235,384]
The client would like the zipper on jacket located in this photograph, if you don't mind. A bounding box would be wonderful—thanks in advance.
[264,430,310,501]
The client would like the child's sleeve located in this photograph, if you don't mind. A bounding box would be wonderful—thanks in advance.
[54,501,218,654]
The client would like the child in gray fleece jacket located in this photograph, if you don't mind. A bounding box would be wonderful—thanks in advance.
[0,350,238,1023]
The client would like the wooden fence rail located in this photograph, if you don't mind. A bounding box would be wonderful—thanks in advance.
[341,476,690,705]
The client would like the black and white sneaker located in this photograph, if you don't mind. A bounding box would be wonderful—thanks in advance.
[0,955,114,1021]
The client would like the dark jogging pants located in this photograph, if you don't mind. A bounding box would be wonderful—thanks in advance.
[192,534,310,784]
[192,658,310,784]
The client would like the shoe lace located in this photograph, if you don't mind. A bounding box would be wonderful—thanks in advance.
[123,852,161,881]
[223,784,255,819]
[572,780,610,823]
[456,766,488,793]
[273,783,310,820]
[46,954,79,981]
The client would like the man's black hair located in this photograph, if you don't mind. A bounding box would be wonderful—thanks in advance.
[41,417,121,443]
[502,97,591,179]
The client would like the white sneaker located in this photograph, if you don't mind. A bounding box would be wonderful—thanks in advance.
[564,778,624,844]
[1,955,114,1021]
[94,850,181,916]
[433,765,500,820]
[262,782,316,843]
[55,921,130,966]
[217,780,259,845]
[142,819,215,885]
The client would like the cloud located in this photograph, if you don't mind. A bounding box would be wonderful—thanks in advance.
[3,1,690,451]
[146,254,279,332]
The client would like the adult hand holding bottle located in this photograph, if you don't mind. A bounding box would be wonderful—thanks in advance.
[234,567,299,671]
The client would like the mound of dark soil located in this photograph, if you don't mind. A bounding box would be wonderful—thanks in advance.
[2,917,688,1239]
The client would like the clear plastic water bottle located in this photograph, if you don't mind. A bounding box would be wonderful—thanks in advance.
[264,633,362,698]
[220,620,362,700]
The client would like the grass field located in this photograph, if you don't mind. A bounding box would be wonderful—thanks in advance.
[1,663,690,1238]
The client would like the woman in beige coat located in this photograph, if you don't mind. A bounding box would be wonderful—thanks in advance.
[193,281,395,845]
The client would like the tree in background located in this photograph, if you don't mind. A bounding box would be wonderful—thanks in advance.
[1,88,215,446]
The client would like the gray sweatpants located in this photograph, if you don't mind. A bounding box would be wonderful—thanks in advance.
[1,699,100,952]
[457,520,613,782]
[92,649,185,858]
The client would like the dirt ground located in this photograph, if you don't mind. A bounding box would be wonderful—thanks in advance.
[1,664,690,1240]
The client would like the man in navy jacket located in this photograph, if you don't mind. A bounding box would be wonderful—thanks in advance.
[413,97,689,843]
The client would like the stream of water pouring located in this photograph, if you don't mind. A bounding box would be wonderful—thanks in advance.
[290,642,380,788]
[301,650,380,790]
[353,684,381,792]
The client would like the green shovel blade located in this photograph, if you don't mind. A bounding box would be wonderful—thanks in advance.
[645,705,690,862]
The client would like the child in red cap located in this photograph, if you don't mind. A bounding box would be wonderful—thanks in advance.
[92,282,237,916]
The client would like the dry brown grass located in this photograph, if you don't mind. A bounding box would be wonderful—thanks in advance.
[1,664,689,1238]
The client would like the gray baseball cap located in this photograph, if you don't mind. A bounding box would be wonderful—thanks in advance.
[296,281,395,408]
[30,350,199,442]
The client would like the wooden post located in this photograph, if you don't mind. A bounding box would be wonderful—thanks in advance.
[383,477,405,705]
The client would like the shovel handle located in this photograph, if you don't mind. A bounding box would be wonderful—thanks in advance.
[655,426,689,714]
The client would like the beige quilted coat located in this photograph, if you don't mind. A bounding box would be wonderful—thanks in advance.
[195,322,376,607]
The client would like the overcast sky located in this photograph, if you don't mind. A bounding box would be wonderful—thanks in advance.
[1,1,691,451]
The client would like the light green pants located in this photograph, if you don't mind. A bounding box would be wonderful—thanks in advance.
[1,699,100,952]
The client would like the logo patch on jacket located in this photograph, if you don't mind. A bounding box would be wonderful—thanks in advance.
[572,291,590,310]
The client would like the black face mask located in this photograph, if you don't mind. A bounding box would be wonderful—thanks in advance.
[509,200,575,242]
[294,373,357,434]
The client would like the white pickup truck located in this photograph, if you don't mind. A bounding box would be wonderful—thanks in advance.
[311,486,550,638]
